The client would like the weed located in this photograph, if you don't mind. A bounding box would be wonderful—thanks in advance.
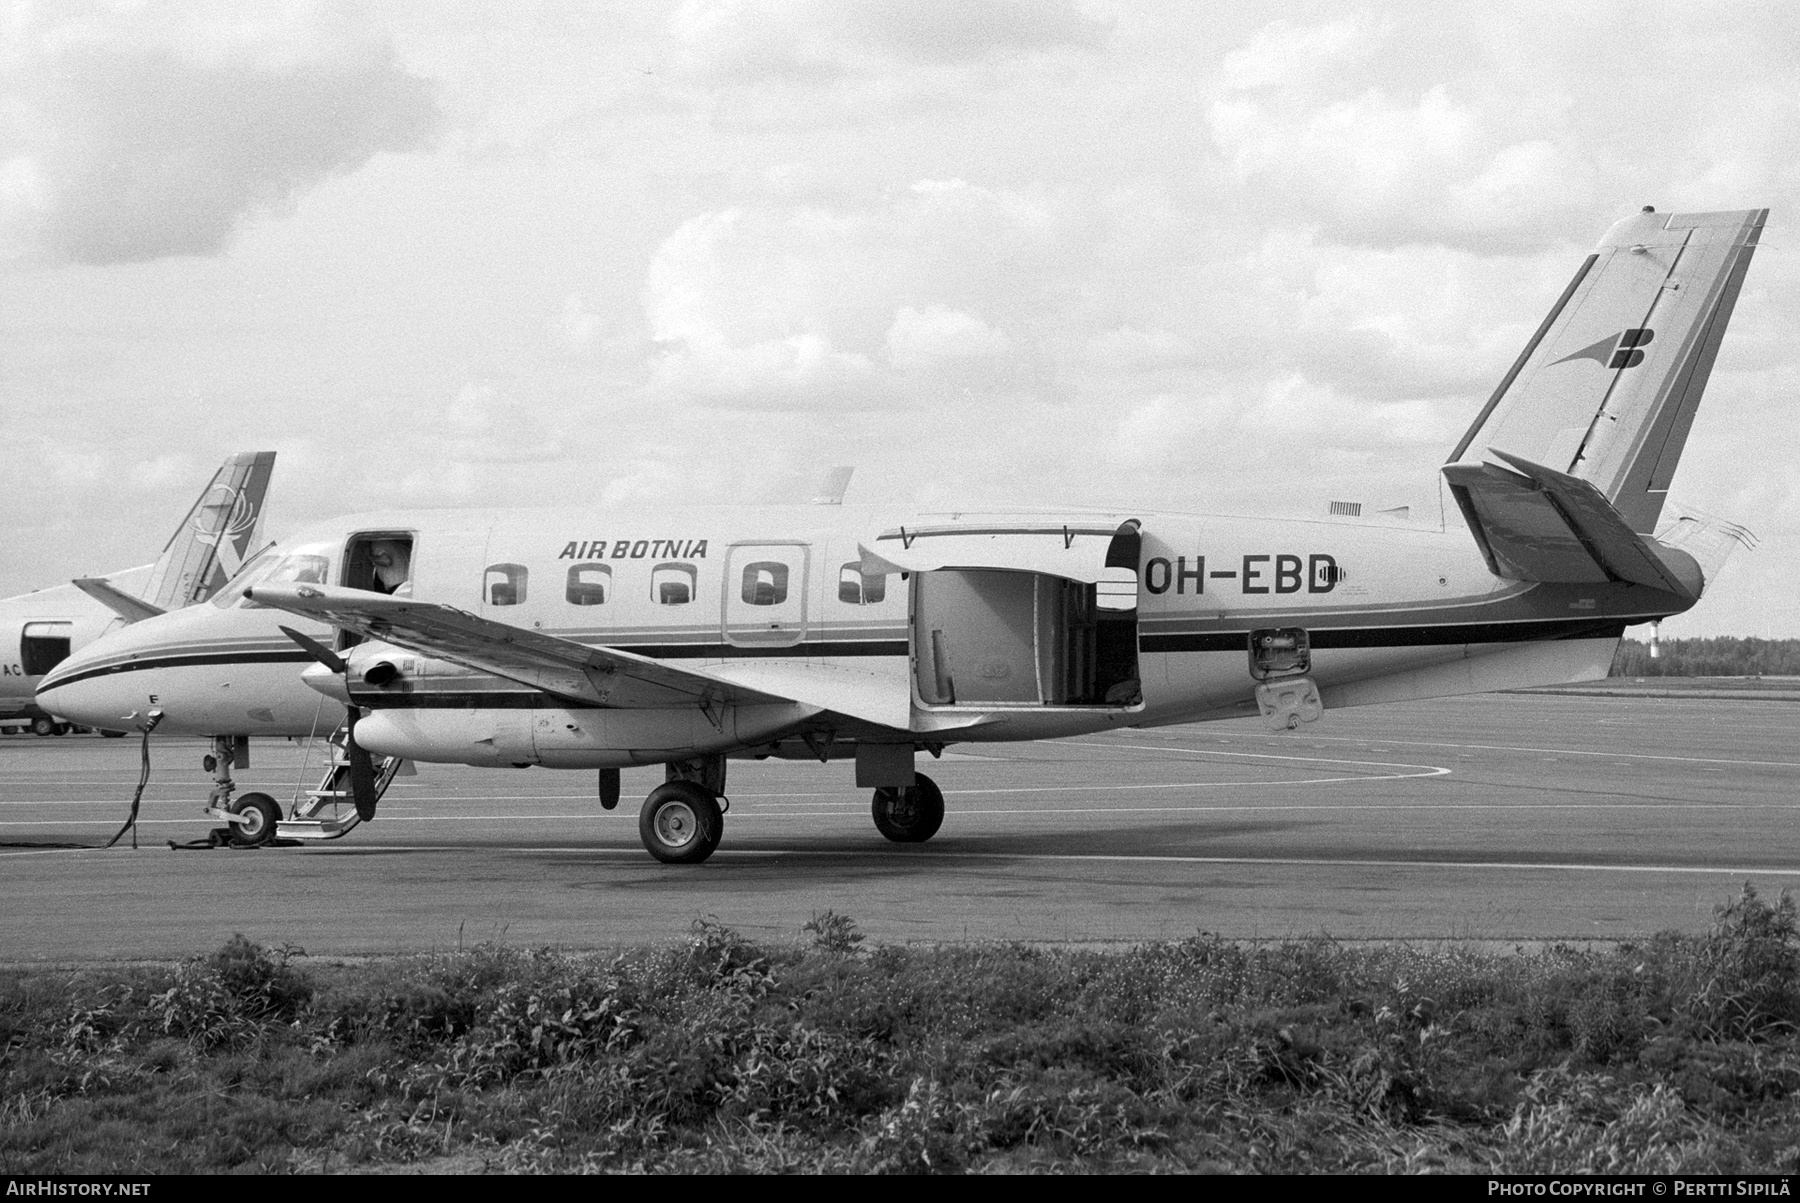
[7,917,1800,1173]
[804,910,866,955]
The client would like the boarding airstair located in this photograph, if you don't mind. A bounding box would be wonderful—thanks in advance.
[275,721,410,841]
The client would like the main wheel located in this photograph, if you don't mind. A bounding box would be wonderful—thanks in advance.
[638,781,723,864]
[31,717,55,737]
[227,792,282,848]
[871,771,945,844]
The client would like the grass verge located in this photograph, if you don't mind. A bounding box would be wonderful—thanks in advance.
[5,887,1800,1173]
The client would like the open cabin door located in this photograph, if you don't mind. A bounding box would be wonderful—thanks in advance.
[872,520,1140,708]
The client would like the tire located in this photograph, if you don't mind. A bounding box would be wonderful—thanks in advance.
[638,781,723,864]
[31,717,55,737]
[227,792,282,848]
[100,729,127,738]
[871,771,945,843]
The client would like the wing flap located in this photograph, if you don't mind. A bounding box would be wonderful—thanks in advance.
[702,658,912,732]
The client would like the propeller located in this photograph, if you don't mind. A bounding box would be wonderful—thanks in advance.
[279,626,381,821]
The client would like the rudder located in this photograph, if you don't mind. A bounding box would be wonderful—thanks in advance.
[1449,207,1766,532]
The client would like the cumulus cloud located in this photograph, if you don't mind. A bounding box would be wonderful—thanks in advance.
[886,304,1009,369]
[0,0,438,267]
[640,179,1066,407]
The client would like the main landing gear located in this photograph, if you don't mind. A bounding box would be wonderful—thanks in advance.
[631,757,949,863]
[871,772,944,843]
[638,756,729,864]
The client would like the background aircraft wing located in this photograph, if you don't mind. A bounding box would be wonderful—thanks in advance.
[249,582,829,713]
[71,577,167,624]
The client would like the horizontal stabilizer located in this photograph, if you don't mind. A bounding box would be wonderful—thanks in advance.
[1443,451,1698,597]
[71,577,167,624]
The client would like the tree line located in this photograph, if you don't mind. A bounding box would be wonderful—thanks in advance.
[1612,636,1800,677]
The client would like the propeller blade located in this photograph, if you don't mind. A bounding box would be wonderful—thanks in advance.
[345,707,380,821]
[279,625,348,675]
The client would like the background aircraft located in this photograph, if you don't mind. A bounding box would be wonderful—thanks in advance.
[38,208,1765,863]
[1,452,275,735]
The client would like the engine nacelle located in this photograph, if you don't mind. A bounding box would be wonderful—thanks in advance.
[354,701,818,768]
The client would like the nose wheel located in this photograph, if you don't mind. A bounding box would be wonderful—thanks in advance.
[871,771,944,843]
[226,792,282,848]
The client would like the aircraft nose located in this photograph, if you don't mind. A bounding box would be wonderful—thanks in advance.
[36,651,140,730]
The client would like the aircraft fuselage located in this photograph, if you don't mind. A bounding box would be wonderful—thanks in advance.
[36,501,1689,765]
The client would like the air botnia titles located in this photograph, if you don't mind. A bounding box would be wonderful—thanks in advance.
[1488,1183,1791,1197]
[557,539,708,560]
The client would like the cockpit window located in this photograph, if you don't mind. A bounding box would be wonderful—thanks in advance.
[239,550,333,609]
[210,545,282,608]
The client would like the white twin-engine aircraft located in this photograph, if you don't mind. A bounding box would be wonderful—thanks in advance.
[37,207,1766,863]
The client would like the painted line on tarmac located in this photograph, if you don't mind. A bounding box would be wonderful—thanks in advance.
[825,851,1800,878]
[17,843,1797,881]
[1127,732,1800,770]
[1061,741,1454,773]
[0,763,1451,811]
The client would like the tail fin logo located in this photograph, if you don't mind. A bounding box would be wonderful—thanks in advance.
[1553,327,1655,370]
[191,484,260,578]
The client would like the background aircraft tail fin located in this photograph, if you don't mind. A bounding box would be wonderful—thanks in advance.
[1448,207,1766,533]
[142,451,277,609]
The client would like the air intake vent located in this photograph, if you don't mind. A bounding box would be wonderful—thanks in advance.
[1328,501,1362,517]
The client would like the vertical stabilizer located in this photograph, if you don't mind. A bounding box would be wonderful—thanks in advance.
[1449,207,1766,532]
[142,451,277,608]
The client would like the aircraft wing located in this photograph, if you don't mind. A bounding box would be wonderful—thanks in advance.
[71,577,167,624]
[1442,450,1697,597]
[247,583,804,712]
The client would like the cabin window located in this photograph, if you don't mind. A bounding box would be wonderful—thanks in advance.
[651,562,696,605]
[838,563,887,605]
[740,561,789,606]
[485,563,528,606]
[566,563,611,606]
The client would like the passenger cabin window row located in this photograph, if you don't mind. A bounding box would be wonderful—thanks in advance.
[476,559,894,608]
[482,561,701,607]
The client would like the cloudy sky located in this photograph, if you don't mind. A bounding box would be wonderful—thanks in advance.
[2,0,1796,636]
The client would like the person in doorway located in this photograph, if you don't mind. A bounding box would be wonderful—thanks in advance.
[370,540,411,595]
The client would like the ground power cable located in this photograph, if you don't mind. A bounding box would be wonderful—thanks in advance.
[102,711,163,850]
